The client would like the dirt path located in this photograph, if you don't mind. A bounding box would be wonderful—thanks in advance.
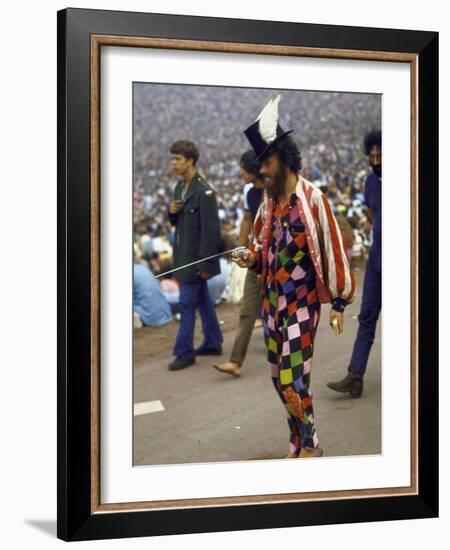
[133,301,241,362]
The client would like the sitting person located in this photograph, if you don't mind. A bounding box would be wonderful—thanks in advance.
[133,258,172,327]
[158,258,181,314]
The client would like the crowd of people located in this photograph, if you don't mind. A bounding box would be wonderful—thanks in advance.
[133,84,381,326]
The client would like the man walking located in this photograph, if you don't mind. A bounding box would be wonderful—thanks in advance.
[168,140,223,371]
[213,150,265,378]
[327,130,382,397]
[233,96,356,458]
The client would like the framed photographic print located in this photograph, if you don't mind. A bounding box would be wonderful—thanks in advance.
[57,7,438,541]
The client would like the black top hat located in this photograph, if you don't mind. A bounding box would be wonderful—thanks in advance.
[243,95,293,162]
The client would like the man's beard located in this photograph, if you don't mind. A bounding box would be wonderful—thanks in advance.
[372,164,382,178]
[266,165,288,200]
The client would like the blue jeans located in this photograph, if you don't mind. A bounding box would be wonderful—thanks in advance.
[173,279,223,358]
[348,261,381,376]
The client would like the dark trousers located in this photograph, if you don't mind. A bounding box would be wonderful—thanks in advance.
[348,261,381,376]
[173,279,223,358]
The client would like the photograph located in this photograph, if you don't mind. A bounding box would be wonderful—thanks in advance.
[132,83,383,466]
[54,5,439,542]
[0,0,445,548]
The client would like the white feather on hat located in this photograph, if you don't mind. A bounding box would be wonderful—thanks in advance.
[256,94,281,144]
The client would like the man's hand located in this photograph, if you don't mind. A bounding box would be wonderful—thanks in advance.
[169,200,183,214]
[329,309,344,335]
[231,249,255,269]
[197,271,210,279]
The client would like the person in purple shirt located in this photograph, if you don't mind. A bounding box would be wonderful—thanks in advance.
[327,130,381,398]
[212,150,264,378]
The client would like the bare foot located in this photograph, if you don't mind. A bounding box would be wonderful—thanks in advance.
[284,451,298,459]
[254,319,263,329]
[299,446,323,458]
[212,361,241,378]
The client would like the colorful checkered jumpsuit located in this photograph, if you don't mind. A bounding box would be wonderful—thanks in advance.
[262,194,321,455]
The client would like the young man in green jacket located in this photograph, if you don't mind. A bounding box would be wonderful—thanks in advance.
[168,140,223,371]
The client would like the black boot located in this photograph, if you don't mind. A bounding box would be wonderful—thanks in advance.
[168,356,196,371]
[327,369,363,398]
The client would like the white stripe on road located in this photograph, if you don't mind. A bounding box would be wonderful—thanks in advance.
[134,400,165,416]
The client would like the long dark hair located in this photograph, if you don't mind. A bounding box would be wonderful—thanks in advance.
[363,129,382,155]
[268,136,302,172]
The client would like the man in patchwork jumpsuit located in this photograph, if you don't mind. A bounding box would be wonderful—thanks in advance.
[233,96,356,458]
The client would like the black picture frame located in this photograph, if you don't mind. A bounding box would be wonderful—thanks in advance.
[57,7,438,542]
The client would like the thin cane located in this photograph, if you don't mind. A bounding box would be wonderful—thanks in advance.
[154,246,247,278]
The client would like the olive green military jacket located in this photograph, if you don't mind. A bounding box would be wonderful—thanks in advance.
[168,172,222,283]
